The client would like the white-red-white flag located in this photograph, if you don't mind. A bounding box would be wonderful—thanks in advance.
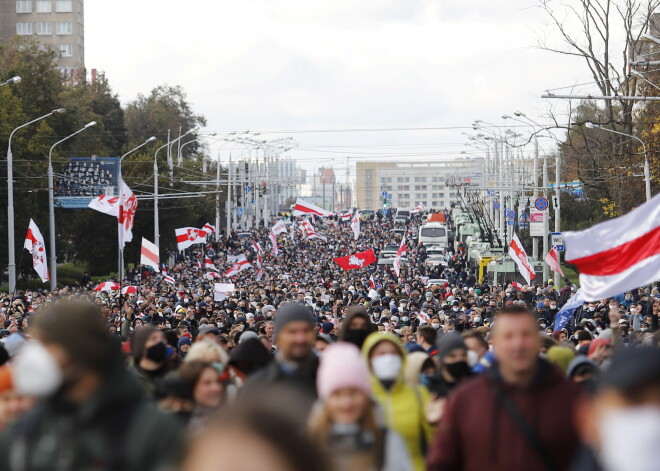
[140,238,159,270]
[306,230,328,242]
[202,222,216,234]
[412,202,426,214]
[225,255,253,277]
[175,227,207,251]
[393,235,407,277]
[24,219,49,283]
[205,258,218,270]
[564,193,660,301]
[417,312,430,324]
[252,242,263,254]
[292,198,333,217]
[94,281,120,292]
[118,181,138,248]
[206,271,221,279]
[121,286,138,295]
[88,195,119,216]
[341,212,351,222]
[269,231,279,256]
[163,275,175,284]
[271,220,288,235]
[544,246,565,278]
[369,275,376,289]
[351,211,361,240]
[509,233,536,285]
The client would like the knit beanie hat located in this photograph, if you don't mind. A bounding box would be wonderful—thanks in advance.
[317,342,371,400]
[435,333,467,361]
[274,302,314,335]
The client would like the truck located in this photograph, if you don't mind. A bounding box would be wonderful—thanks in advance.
[485,256,545,286]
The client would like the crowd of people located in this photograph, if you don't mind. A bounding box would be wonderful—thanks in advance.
[0,212,658,471]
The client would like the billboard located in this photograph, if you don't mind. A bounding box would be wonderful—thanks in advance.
[55,157,119,209]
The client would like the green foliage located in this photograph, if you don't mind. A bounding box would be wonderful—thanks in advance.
[0,40,220,284]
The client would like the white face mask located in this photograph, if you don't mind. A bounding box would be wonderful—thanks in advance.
[431,323,440,329]
[599,406,660,471]
[12,341,62,397]
[473,316,482,323]
[452,307,459,312]
[371,354,402,381]
[467,349,479,368]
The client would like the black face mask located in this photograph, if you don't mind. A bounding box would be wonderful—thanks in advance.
[343,329,370,349]
[145,342,167,363]
[445,361,471,381]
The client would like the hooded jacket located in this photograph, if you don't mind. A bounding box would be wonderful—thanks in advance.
[362,333,433,471]
[427,358,582,471]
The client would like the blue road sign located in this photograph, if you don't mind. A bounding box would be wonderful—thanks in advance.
[535,197,549,211]
[506,209,516,219]
[493,202,500,210]
[245,185,252,193]
[551,232,564,251]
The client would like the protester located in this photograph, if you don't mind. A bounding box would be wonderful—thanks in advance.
[310,342,412,471]
[0,301,183,471]
[362,332,432,471]
[427,305,583,471]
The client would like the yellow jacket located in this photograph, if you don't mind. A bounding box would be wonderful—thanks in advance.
[362,333,433,471]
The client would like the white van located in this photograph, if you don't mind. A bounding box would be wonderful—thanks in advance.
[418,222,449,246]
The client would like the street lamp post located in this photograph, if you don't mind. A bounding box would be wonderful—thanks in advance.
[118,137,157,282]
[585,122,651,201]
[0,76,21,87]
[48,121,97,290]
[7,108,65,293]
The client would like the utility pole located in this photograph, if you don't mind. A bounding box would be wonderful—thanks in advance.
[554,154,561,288]
[215,149,221,242]
[532,136,539,260]
[542,155,549,283]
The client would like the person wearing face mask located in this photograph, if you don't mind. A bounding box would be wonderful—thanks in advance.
[130,326,175,398]
[338,305,377,349]
[0,301,183,471]
[426,333,473,398]
[569,347,660,471]
[361,332,432,471]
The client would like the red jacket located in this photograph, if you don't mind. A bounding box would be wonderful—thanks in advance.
[427,359,582,471]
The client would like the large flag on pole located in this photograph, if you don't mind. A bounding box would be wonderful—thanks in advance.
[544,246,565,278]
[508,233,536,285]
[393,236,407,277]
[225,255,252,277]
[175,227,207,251]
[564,193,660,301]
[292,198,333,217]
[24,219,49,283]
[269,231,279,256]
[333,249,377,270]
[88,195,119,216]
[140,238,159,270]
[118,181,138,248]
[351,210,361,240]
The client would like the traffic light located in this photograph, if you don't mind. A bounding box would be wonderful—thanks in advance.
[383,198,388,208]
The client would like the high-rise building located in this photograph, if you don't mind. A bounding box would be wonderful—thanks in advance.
[0,0,85,79]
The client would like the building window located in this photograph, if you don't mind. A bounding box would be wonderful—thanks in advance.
[59,44,72,57]
[414,177,427,183]
[16,22,33,35]
[56,21,72,34]
[16,1,32,13]
[36,0,51,12]
[56,0,72,12]
[36,22,51,35]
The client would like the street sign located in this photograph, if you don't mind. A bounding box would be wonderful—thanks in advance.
[535,197,549,211]
[530,210,546,237]
[552,195,560,209]
[493,202,500,210]
[551,232,564,251]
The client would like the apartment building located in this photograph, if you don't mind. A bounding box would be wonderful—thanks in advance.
[0,0,85,78]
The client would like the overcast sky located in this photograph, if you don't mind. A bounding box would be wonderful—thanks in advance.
[86,0,609,181]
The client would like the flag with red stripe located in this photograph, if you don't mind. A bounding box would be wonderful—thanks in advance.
[544,246,565,278]
[24,219,49,283]
[508,233,536,285]
[564,194,660,301]
[140,238,159,270]
[175,227,207,251]
[292,198,332,217]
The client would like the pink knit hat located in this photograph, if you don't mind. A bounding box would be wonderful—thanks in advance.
[317,342,371,400]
